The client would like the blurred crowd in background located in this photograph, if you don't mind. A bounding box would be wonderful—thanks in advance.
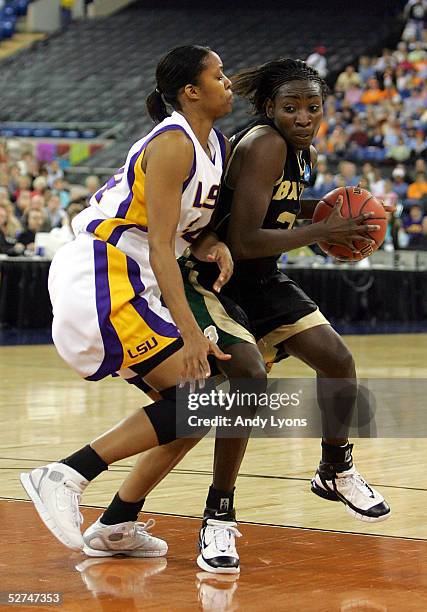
[1,0,427,257]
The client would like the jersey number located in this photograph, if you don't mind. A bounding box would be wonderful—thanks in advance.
[192,182,220,210]
[277,211,296,229]
[94,168,125,203]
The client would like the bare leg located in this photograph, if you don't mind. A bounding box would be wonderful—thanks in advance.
[282,324,357,445]
[118,438,198,502]
[89,346,197,465]
[212,343,266,492]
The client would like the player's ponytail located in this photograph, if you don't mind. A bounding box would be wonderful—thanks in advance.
[146,45,212,123]
[146,88,169,123]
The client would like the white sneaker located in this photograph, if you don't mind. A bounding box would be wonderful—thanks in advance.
[197,519,241,574]
[82,518,168,557]
[311,464,390,522]
[20,462,88,550]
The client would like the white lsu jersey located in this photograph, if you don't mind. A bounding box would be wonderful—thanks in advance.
[72,110,226,260]
[49,112,227,380]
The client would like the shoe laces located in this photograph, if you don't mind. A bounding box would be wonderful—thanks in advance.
[64,483,83,527]
[132,518,156,538]
[210,523,242,553]
[336,468,375,499]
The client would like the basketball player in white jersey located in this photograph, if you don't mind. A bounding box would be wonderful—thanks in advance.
[20,46,266,567]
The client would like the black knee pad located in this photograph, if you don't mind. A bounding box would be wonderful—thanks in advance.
[143,386,210,444]
[143,397,177,445]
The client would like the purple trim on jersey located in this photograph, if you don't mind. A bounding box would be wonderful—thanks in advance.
[86,219,148,244]
[116,124,194,219]
[213,128,226,168]
[86,219,103,233]
[182,145,197,192]
[86,241,124,381]
[108,223,148,246]
[126,257,180,339]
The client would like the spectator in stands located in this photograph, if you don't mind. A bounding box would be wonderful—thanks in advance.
[0,203,18,256]
[403,0,427,42]
[409,129,427,158]
[335,65,361,94]
[358,55,376,82]
[12,174,32,202]
[15,209,45,254]
[0,200,22,240]
[52,177,71,208]
[402,203,427,249]
[0,141,7,164]
[391,166,410,199]
[28,194,46,213]
[45,193,66,230]
[85,174,100,196]
[371,167,387,198]
[46,160,64,189]
[0,186,8,205]
[414,158,426,176]
[306,46,328,78]
[344,82,363,105]
[348,116,369,147]
[32,175,48,198]
[337,160,359,186]
[360,78,387,104]
[327,125,348,157]
[406,170,427,201]
[320,171,337,195]
[61,0,75,30]
[14,189,31,221]
[408,40,427,63]
[7,164,22,194]
[393,41,409,64]
[360,162,376,187]
[18,151,39,181]
[367,124,385,149]
[373,49,397,74]
[383,178,399,210]
[388,135,412,162]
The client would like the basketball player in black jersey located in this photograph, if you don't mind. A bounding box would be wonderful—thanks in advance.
[196,59,390,528]
[74,59,390,574]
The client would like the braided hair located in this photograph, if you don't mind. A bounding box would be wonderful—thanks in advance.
[232,58,328,115]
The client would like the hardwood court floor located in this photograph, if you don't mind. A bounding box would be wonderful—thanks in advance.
[1,501,427,611]
[1,335,427,610]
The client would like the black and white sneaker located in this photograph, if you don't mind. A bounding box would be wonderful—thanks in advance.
[197,519,241,574]
[311,463,390,522]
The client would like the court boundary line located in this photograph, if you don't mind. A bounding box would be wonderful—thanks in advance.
[1,497,427,543]
[1,458,426,493]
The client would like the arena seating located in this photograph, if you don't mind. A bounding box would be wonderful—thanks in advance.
[0,1,31,41]
[0,0,406,171]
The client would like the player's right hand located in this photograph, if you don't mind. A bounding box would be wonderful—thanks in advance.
[323,195,380,252]
[179,330,231,392]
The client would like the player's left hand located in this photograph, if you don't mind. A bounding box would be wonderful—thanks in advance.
[206,242,234,292]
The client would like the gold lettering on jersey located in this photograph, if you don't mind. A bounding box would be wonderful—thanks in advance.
[272,180,301,201]
[276,211,296,229]
[127,336,159,359]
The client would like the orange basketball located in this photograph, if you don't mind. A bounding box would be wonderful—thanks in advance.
[312,186,388,261]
